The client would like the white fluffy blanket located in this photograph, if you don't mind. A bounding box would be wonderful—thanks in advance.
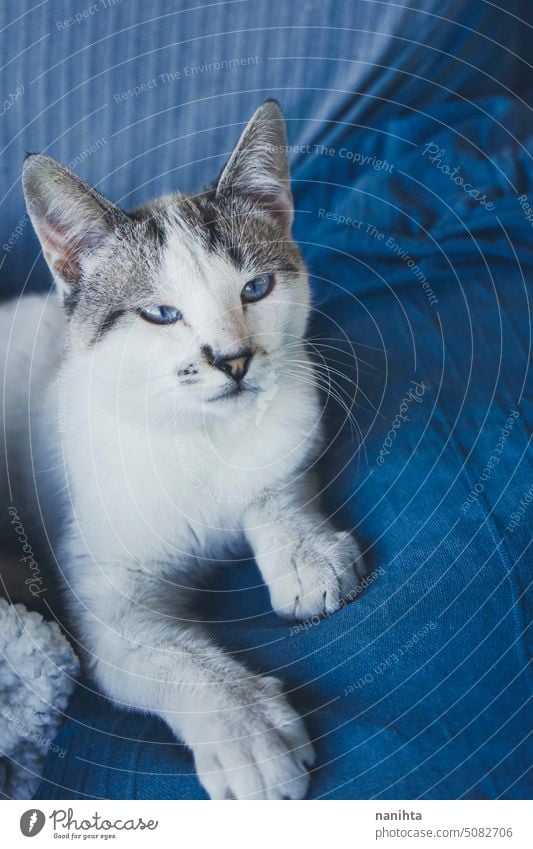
[0,598,79,799]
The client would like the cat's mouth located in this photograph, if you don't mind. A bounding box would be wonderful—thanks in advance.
[208,383,256,403]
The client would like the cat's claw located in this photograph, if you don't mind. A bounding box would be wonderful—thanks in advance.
[269,530,366,622]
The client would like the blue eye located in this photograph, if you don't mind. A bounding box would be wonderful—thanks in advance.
[241,274,274,303]
[140,305,182,324]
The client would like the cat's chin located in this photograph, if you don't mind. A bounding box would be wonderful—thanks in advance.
[197,384,259,417]
[207,384,250,404]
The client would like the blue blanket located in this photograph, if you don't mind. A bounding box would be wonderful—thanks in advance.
[0,0,530,799]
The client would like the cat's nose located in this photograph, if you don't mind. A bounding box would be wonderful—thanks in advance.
[212,348,253,382]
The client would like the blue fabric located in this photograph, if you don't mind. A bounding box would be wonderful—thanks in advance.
[1,1,531,799]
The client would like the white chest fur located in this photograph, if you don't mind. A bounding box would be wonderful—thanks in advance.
[52,355,321,566]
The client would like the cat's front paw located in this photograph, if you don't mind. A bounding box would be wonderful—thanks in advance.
[186,676,314,800]
[270,530,366,621]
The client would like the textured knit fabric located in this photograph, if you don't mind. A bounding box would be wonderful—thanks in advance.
[0,0,530,800]
[0,600,79,799]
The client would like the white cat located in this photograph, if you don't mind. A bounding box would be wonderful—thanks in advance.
[0,101,364,799]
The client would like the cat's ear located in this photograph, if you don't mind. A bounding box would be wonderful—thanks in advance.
[216,100,293,232]
[22,154,127,292]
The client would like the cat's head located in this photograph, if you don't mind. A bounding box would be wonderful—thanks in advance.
[22,101,309,420]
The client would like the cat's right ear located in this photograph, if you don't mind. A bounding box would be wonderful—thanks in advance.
[22,154,127,294]
[215,100,293,233]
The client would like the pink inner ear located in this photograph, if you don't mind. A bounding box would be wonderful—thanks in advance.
[249,190,293,230]
[38,213,105,285]
[40,220,81,284]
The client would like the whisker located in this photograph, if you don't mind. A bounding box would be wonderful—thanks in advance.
[286,371,368,463]
[306,333,387,354]
[283,365,367,455]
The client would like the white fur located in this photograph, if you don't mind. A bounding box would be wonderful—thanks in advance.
[0,281,364,799]
[1,105,364,800]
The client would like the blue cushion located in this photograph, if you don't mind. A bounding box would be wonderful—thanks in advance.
[2,0,533,295]
[1,1,530,800]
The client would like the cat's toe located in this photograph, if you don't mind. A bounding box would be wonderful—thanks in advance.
[336,531,367,580]
[190,677,313,800]
[193,726,312,800]
[270,529,365,622]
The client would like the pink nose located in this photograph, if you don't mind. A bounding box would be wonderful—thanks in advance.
[213,349,253,382]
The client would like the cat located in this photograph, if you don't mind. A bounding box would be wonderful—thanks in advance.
[0,101,365,799]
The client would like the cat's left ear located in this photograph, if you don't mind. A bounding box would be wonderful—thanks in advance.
[216,100,293,232]
[22,154,127,294]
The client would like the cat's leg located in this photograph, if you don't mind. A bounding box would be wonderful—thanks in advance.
[243,490,366,622]
[66,555,314,800]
